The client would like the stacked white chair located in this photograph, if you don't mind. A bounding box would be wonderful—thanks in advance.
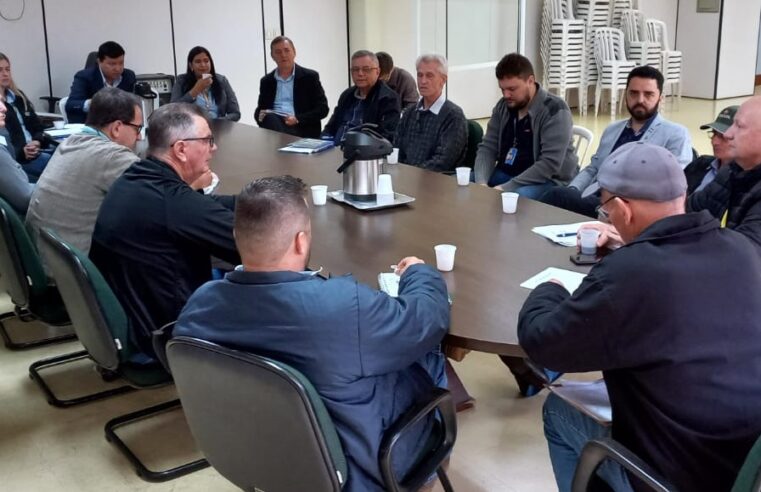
[646,19,682,101]
[610,0,637,29]
[575,0,612,116]
[594,27,636,119]
[541,0,587,113]
[621,9,661,70]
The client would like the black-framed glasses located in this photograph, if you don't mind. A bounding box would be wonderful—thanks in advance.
[171,136,215,147]
[122,121,143,134]
[595,195,627,222]
[350,66,377,74]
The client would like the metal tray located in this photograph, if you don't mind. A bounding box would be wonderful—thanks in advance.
[328,190,415,210]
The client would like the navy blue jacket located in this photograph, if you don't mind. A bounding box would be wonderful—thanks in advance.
[519,211,761,492]
[174,263,450,491]
[65,66,137,123]
[90,157,238,361]
[322,80,400,142]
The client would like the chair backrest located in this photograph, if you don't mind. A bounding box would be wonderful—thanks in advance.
[645,19,671,51]
[594,27,627,68]
[84,51,98,69]
[732,434,761,492]
[0,198,47,308]
[462,120,484,169]
[166,336,348,492]
[58,96,69,123]
[37,228,131,370]
[621,9,644,43]
[572,125,595,167]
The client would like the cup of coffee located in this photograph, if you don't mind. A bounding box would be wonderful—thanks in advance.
[53,120,65,130]
[311,185,328,206]
[579,228,600,255]
[434,244,457,272]
[455,167,470,186]
[501,192,519,214]
[386,148,400,164]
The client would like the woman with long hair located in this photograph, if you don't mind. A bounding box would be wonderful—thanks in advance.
[170,46,241,121]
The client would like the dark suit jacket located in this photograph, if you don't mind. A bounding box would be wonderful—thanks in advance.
[323,80,401,142]
[65,66,137,124]
[3,91,46,162]
[255,64,329,138]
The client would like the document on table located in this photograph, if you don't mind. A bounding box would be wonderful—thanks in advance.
[520,267,587,294]
[532,221,595,247]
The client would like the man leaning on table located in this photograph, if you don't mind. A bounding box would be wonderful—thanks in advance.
[174,175,449,492]
[518,141,761,492]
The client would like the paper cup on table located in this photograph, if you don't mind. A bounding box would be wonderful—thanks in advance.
[579,228,600,255]
[386,148,399,164]
[53,120,65,130]
[434,244,457,272]
[376,174,394,205]
[310,185,328,206]
[501,192,519,214]
[455,167,470,186]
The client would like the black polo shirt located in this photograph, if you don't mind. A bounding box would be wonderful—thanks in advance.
[497,112,534,177]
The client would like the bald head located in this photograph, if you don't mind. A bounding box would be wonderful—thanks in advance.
[234,176,311,271]
[724,96,761,170]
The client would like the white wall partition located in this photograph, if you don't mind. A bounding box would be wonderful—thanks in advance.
[0,0,49,105]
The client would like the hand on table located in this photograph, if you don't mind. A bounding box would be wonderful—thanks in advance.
[284,115,299,126]
[394,256,424,276]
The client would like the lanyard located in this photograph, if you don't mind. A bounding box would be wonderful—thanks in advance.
[512,116,518,147]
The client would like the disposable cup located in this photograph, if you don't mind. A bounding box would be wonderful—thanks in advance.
[434,244,457,272]
[387,148,399,164]
[579,228,600,255]
[202,73,212,80]
[310,185,328,206]
[53,120,65,130]
[501,192,519,214]
[377,174,394,195]
[455,167,470,186]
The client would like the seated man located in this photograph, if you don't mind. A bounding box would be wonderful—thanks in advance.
[174,175,449,492]
[393,54,467,173]
[0,95,33,214]
[322,50,400,144]
[684,105,737,194]
[26,88,142,254]
[474,53,577,198]
[519,142,761,492]
[90,103,239,362]
[377,51,419,111]
[540,66,693,217]
[65,41,136,124]
[255,36,329,138]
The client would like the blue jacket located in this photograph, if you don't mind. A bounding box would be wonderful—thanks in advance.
[570,113,693,192]
[65,65,137,124]
[174,263,450,491]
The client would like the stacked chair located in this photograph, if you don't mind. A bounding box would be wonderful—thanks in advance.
[646,18,683,101]
[610,0,637,29]
[575,0,613,115]
[621,9,661,70]
[593,27,636,118]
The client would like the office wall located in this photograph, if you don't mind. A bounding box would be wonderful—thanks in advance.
[716,0,761,98]
[676,0,721,98]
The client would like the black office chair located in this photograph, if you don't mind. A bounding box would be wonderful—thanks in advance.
[34,228,209,482]
[0,197,74,349]
[167,336,456,491]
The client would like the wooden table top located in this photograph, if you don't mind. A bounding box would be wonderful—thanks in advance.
[210,120,592,357]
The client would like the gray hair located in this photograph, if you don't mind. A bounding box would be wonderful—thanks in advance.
[416,54,448,76]
[147,102,208,154]
[351,50,378,65]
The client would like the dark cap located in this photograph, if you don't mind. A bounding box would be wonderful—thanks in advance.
[582,141,687,202]
[699,105,738,133]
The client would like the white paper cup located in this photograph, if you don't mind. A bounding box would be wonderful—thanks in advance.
[53,120,65,130]
[579,228,600,255]
[501,192,519,214]
[377,174,394,195]
[455,167,470,186]
[386,148,399,164]
[434,244,457,272]
[310,185,328,206]
[202,73,212,80]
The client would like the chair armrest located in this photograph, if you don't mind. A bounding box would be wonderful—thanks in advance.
[152,321,177,373]
[379,387,457,492]
[571,438,676,492]
[39,96,62,113]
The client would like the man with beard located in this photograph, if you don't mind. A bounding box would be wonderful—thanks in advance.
[474,53,578,198]
[539,66,692,217]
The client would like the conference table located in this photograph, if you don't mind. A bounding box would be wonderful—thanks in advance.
[210,120,592,362]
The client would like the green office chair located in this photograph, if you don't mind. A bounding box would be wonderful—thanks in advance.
[0,197,74,349]
[461,120,484,169]
[167,336,456,491]
[34,228,209,482]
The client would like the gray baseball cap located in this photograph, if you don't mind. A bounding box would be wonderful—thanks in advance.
[581,141,687,201]
[699,105,738,133]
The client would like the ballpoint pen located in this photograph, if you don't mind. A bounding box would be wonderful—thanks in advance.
[556,232,578,238]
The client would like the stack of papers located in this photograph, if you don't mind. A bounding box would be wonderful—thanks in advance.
[44,124,86,140]
[278,138,334,154]
[520,267,587,294]
[532,221,594,247]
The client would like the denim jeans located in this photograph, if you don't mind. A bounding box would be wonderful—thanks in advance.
[22,150,52,183]
[543,393,633,492]
[487,168,556,199]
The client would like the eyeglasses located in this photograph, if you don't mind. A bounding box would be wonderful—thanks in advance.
[350,66,377,75]
[595,195,627,222]
[122,121,143,134]
[171,136,215,147]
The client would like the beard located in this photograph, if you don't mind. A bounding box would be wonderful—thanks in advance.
[628,102,658,122]
[506,96,530,111]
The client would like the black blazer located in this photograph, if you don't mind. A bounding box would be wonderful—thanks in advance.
[65,65,137,124]
[255,64,329,138]
[322,80,401,142]
[3,91,46,162]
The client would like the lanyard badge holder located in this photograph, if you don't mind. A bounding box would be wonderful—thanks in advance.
[504,117,519,166]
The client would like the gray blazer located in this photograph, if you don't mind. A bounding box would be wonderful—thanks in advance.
[171,73,241,121]
[474,84,578,190]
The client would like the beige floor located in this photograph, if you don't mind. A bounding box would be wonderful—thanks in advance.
[0,93,756,492]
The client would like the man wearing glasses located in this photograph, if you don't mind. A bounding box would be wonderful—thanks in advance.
[683,106,737,193]
[322,50,400,143]
[26,88,143,255]
[90,102,239,363]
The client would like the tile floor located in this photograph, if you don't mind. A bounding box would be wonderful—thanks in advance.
[1,92,756,492]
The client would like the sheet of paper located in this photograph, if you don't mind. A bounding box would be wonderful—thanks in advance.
[531,221,596,247]
[520,267,587,294]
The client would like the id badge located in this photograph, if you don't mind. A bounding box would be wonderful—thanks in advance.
[504,147,518,166]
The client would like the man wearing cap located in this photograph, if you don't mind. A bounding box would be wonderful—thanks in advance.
[519,141,761,492]
[538,66,692,217]
[684,105,737,193]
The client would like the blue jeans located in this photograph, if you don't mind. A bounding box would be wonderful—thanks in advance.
[487,168,556,199]
[543,393,632,492]
[22,150,52,183]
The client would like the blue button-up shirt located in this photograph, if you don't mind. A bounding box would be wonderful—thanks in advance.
[273,69,295,115]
